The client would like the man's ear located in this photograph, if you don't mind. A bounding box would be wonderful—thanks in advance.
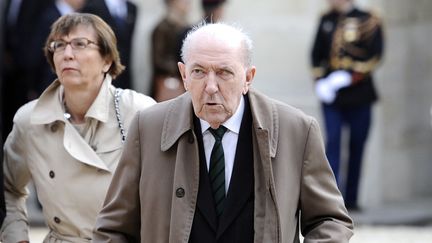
[178,62,188,90]
[178,62,186,80]
[243,66,256,94]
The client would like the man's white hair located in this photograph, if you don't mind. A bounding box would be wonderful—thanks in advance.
[180,22,254,67]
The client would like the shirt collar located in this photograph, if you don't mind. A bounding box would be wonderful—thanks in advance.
[200,96,245,134]
[105,0,127,19]
[55,0,75,15]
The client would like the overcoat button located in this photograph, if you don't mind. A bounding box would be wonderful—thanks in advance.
[54,216,61,224]
[49,170,55,178]
[50,123,58,132]
[176,187,185,198]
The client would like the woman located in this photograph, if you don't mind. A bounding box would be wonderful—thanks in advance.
[0,13,155,242]
[151,0,190,102]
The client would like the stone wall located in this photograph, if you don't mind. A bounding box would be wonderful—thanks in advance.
[131,0,432,208]
[367,0,432,206]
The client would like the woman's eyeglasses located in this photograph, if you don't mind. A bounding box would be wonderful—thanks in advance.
[49,38,99,53]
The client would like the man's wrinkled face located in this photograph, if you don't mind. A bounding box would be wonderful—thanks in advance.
[178,37,255,129]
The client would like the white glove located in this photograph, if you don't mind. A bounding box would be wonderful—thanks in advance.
[315,78,336,104]
[327,70,352,90]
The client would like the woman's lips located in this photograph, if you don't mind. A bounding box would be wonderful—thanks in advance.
[62,67,78,72]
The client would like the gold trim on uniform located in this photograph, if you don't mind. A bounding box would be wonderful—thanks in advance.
[329,11,382,74]
[352,57,380,73]
[343,18,360,42]
[330,56,380,73]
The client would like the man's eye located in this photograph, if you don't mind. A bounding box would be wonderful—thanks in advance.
[192,69,203,74]
[218,69,233,77]
[190,69,206,79]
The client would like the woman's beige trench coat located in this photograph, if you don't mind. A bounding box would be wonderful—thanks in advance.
[1,75,155,242]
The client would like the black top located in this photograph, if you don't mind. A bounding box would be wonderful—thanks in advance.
[81,0,137,89]
[311,7,384,107]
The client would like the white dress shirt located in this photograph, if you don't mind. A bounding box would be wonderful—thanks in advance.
[105,0,127,19]
[56,0,75,16]
[200,97,245,193]
[7,0,22,25]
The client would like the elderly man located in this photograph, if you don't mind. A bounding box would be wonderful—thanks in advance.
[93,23,353,242]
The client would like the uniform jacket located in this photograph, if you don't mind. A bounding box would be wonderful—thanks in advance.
[311,7,384,107]
[1,75,155,242]
[93,89,354,242]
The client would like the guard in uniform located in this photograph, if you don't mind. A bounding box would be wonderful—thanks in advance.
[311,0,384,210]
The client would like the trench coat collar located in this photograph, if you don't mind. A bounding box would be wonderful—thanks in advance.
[30,75,113,125]
[248,89,279,158]
[161,92,195,151]
[160,89,278,158]
[29,75,115,172]
[30,79,65,125]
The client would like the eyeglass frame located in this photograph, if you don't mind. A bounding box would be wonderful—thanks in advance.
[48,37,99,53]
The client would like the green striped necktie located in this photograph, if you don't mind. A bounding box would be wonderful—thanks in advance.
[208,126,228,218]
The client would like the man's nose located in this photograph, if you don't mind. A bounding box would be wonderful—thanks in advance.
[205,72,218,94]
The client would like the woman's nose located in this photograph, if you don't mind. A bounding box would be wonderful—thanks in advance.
[62,44,75,59]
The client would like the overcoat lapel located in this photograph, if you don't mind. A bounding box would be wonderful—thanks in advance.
[249,90,280,243]
[161,93,202,242]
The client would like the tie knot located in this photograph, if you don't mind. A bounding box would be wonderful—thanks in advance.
[209,126,227,141]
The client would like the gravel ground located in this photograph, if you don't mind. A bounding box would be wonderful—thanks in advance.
[29,225,432,242]
[350,225,432,243]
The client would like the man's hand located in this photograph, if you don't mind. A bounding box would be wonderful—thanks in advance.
[327,70,352,90]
